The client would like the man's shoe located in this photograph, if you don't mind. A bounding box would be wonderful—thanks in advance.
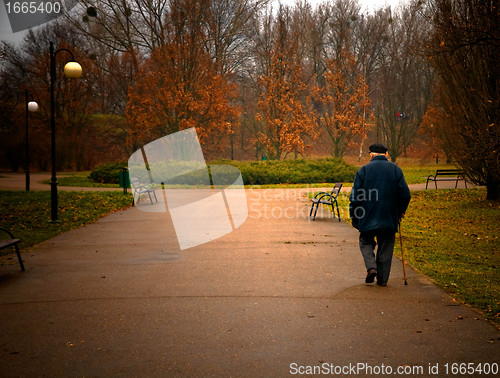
[377,281,387,287]
[365,269,377,283]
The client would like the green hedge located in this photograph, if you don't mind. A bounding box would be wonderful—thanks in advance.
[213,158,357,185]
[90,158,357,185]
[88,162,127,184]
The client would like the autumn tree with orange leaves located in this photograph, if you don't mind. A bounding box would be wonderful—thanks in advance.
[126,41,238,153]
[419,101,453,164]
[313,51,372,158]
[254,8,317,160]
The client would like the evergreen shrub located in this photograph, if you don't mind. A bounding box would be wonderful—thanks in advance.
[213,158,357,185]
[88,162,127,184]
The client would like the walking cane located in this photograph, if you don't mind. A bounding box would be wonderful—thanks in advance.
[399,220,408,286]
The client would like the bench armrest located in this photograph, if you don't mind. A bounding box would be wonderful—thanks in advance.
[313,191,330,199]
[0,227,15,239]
[314,193,338,202]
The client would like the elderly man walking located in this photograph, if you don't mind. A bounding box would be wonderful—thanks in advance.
[349,144,411,286]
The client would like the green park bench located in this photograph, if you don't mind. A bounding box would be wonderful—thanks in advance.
[0,227,25,271]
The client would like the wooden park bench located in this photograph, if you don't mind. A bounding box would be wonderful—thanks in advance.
[0,228,25,271]
[131,177,158,205]
[426,169,468,189]
[309,183,343,222]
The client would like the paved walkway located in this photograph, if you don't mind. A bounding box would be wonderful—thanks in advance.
[0,173,496,377]
[0,172,119,191]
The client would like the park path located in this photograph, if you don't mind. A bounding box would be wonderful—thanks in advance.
[0,171,470,192]
[0,174,497,377]
[0,172,119,191]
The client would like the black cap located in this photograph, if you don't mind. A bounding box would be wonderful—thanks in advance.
[369,143,388,153]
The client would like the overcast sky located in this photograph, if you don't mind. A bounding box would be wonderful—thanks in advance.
[0,0,407,46]
[276,0,406,13]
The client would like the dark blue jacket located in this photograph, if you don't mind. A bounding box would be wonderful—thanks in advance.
[349,156,411,233]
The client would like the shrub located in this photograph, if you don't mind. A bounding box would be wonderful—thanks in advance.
[89,162,127,184]
[212,158,357,185]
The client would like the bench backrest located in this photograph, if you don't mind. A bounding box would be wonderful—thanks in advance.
[130,177,141,189]
[330,182,343,198]
[435,169,465,176]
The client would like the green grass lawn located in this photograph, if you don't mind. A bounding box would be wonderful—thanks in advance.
[324,187,499,324]
[0,190,132,250]
[402,188,499,323]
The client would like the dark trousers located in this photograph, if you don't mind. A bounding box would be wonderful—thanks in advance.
[359,230,395,284]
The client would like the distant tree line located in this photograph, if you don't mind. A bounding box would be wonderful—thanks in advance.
[0,0,497,199]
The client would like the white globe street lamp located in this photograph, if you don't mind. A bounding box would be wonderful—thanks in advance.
[27,100,39,113]
[25,91,38,191]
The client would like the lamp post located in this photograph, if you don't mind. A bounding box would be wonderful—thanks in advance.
[49,41,82,222]
[25,90,38,191]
